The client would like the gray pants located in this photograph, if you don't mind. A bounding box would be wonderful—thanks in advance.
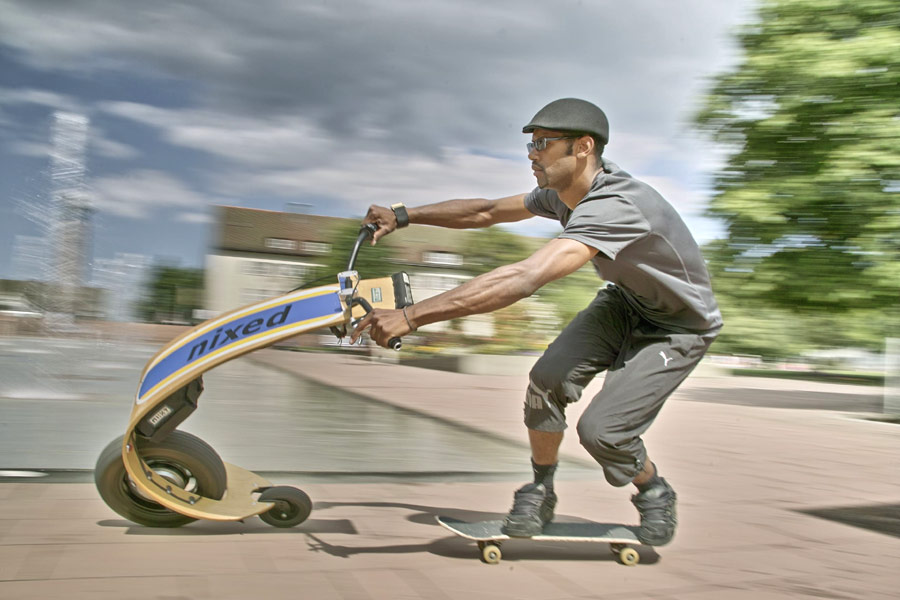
[525,286,717,487]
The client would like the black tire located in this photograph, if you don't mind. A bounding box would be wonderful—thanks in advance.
[94,431,227,528]
[258,486,313,528]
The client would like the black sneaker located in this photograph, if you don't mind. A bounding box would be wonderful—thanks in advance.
[502,482,558,537]
[631,478,677,546]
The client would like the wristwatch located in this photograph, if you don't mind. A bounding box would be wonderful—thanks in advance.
[390,202,409,228]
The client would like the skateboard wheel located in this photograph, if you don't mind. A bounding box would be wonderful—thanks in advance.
[481,543,502,565]
[618,547,640,566]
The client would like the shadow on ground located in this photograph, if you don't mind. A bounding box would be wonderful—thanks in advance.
[796,503,900,538]
[97,500,660,564]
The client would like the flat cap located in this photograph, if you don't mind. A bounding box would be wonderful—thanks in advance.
[522,98,609,145]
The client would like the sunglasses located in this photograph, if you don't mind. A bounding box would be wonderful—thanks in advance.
[526,136,577,153]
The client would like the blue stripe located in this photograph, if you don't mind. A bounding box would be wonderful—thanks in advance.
[139,292,342,399]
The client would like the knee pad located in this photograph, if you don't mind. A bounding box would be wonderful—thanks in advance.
[523,380,567,432]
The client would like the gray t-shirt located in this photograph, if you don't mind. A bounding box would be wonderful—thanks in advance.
[525,159,722,333]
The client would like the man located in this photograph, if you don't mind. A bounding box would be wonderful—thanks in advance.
[351,98,722,546]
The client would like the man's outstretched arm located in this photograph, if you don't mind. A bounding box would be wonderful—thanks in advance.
[351,237,598,347]
[363,193,532,243]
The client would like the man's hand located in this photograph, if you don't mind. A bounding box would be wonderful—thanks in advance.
[350,308,413,348]
[362,204,399,245]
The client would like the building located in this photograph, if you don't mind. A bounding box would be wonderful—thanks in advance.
[48,112,93,315]
[205,206,485,335]
[206,206,343,312]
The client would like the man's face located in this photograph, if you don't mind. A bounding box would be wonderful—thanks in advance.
[527,128,576,191]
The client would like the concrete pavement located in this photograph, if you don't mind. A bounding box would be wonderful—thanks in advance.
[1,348,897,599]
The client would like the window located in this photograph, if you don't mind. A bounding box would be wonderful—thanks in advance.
[300,241,331,254]
[265,238,298,251]
[422,251,463,266]
[242,261,269,276]
[242,260,311,280]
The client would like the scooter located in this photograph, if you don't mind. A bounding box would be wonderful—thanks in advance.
[94,224,412,528]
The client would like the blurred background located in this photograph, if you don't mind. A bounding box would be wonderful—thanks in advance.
[0,0,897,380]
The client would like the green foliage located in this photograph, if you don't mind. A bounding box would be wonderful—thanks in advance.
[695,0,900,356]
[305,221,398,286]
[462,228,603,350]
[536,264,601,328]
[463,227,533,275]
[137,265,204,323]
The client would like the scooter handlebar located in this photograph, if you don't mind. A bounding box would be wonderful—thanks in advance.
[350,296,402,351]
[346,223,378,272]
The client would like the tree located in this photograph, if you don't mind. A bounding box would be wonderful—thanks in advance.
[137,265,204,323]
[307,220,398,285]
[695,0,900,355]
[463,227,533,275]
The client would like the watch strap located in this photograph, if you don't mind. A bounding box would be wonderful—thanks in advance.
[390,203,409,228]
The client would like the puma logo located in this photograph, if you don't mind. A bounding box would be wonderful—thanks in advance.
[659,351,674,366]
[526,381,549,410]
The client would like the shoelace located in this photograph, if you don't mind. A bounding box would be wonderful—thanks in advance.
[632,492,674,521]
[509,486,546,515]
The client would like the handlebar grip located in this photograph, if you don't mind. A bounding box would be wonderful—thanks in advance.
[388,337,402,351]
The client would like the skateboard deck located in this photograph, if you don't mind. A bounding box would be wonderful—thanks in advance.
[436,516,644,565]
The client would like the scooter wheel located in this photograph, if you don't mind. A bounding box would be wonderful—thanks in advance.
[94,431,227,528]
[258,486,313,528]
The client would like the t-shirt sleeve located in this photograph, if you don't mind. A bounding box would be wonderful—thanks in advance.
[559,196,650,259]
[524,188,563,220]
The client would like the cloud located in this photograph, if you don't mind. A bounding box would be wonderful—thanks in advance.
[99,101,328,168]
[0,0,752,265]
[92,136,140,160]
[0,0,754,154]
[97,99,717,227]
[0,89,140,161]
[215,146,533,208]
[0,87,83,112]
[6,141,53,158]
[174,211,213,224]
[91,170,217,219]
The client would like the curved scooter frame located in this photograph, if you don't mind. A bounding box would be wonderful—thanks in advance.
[117,225,411,523]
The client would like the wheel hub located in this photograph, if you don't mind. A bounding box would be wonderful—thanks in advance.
[126,460,196,502]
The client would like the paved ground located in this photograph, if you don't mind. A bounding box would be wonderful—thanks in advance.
[1,347,898,599]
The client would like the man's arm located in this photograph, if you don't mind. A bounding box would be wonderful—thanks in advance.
[364,193,532,243]
[351,238,599,347]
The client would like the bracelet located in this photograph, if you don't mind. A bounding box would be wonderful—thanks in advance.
[402,306,417,331]
[391,202,410,228]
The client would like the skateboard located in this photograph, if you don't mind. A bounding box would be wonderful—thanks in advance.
[436,516,644,565]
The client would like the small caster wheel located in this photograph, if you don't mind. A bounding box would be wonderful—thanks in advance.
[258,486,312,528]
[618,546,640,566]
[481,543,502,564]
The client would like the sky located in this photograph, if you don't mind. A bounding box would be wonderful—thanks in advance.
[0,0,757,278]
